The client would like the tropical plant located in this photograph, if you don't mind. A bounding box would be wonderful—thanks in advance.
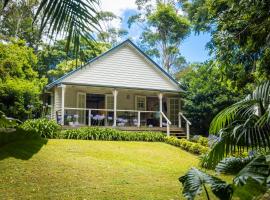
[180,81,270,199]
[179,167,233,200]
[215,156,254,175]
[179,62,243,133]
[1,0,100,59]
[207,81,270,167]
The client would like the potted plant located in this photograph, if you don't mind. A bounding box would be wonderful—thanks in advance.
[66,115,73,126]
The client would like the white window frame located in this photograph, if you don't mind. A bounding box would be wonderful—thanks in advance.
[168,98,181,126]
[76,92,86,124]
[105,94,114,110]
[135,95,147,111]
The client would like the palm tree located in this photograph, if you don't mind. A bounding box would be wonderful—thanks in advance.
[1,0,100,59]
[179,81,270,200]
[208,81,270,167]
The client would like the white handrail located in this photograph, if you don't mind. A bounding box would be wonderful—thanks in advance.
[178,112,191,140]
[161,111,171,136]
[63,107,172,136]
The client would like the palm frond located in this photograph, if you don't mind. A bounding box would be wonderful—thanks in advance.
[179,167,233,200]
[206,81,270,167]
[216,156,254,174]
[234,154,270,186]
[35,0,100,57]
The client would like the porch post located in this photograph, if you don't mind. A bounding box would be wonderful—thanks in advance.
[158,93,163,127]
[112,89,118,127]
[61,85,66,126]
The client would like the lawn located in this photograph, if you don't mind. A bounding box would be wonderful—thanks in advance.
[0,139,213,199]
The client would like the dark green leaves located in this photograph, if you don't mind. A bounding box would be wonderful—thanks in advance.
[179,167,233,200]
[234,155,270,187]
[216,156,253,175]
[35,0,100,57]
[207,81,270,166]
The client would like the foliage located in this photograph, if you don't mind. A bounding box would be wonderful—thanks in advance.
[233,154,270,187]
[164,136,209,154]
[182,81,270,200]
[129,1,190,73]
[0,39,46,120]
[2,0,101,61]
[0,110,19,128]
[215,157,254,175]
[180,62,243,133]
[207,81,270,167]
[58,127,165,142]
[0,39,38,80]
[179,167,233,200]
[184,0,270,87]
[97,11,128,45]
[20,118,60,139]
[0,78,46,121]
[38,39,110,80]
[0,0,41,49]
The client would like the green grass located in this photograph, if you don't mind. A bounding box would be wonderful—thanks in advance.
[0,139,230,199]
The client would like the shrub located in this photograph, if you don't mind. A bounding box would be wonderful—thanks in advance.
[197,136,208,147]
[20,118,60,138]
[164,136,209,155]
[58,127,165,142]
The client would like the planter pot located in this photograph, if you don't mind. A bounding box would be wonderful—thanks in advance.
[68,122,73,126]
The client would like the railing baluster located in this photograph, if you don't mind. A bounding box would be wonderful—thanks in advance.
[167,122,170,136]
[88,109,91,126]
[138,111,140,127]
[187,123,190,140]
[178,113,182,128]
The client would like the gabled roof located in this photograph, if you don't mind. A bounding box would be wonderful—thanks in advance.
[46,39,183,92]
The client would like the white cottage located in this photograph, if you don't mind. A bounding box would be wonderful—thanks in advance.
[45,39,191,138]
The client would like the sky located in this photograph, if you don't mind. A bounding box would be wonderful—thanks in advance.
[100,0,211,63]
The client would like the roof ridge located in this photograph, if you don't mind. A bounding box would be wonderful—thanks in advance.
[45,39,181,91]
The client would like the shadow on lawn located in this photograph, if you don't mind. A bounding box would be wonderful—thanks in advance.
[0,137,48,161]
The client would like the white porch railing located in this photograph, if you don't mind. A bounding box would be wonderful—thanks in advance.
[60,107,172,136]
[178,112,191,140]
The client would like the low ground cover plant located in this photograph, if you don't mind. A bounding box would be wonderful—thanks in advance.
[59,127,165,142]
[10,119,209,155]
[165,136,209,154]
[20,118,60,138]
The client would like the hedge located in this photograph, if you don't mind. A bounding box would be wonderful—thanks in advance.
[58,127,165,142]
[3,119,209,155]
[164,136,209,155]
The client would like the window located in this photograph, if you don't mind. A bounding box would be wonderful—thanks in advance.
[106,95,114,110]
[135,96,146,111]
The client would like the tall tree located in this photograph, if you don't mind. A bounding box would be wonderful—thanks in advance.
[0,0,41,49]
[97,11,128,46]
[1,0,101,59]
[179,62,243,134]
[129,1,190,73]
[184,0,270,89]
[0,39,47,120]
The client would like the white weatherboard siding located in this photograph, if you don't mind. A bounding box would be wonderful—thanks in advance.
[63,44,180,92]
[53,87,62,119]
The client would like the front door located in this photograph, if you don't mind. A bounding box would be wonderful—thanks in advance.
[77,92,86,124]
[169,98,180,126]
